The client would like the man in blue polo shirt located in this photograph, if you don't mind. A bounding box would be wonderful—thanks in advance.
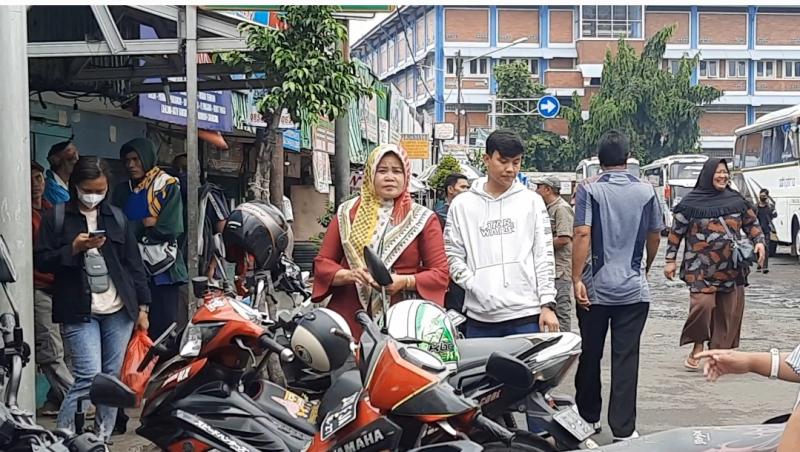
[572,130,663,442]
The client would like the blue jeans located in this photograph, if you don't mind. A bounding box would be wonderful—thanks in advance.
[465,318,540,338]
[465,317,543,433]
[57,309,133,440]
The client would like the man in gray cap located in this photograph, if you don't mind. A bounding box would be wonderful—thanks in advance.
[534,175,574,332]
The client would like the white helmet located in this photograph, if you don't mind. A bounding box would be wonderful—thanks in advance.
[290,308,352,372]
[386,300,460,364]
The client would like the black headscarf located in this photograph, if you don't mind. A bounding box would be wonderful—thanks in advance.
[672,158,751,219]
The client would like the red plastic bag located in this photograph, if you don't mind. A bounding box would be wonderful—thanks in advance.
[120,329,157,405]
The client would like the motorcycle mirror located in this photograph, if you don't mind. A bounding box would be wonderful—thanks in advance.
[90,373,137,409]
[362,247,393,287]
[0,235,18,285]
[486,351,533,390]
[191,277,209,299]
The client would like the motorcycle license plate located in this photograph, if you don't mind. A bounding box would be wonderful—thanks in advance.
[320,391,360,441]
[553,406,594,441]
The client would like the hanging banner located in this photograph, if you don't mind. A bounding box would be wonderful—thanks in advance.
[379,119,390,145]
[312,151,331,194]
[359,95,379,143]
[389,86,403,144]
[313,121,335,155]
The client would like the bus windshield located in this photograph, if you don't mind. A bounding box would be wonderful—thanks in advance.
[670,163,704,180]
[586,164,601,177]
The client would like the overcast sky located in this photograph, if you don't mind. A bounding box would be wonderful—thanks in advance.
[348,13,390,45]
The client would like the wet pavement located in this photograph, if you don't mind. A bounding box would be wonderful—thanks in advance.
[40,244,800,450]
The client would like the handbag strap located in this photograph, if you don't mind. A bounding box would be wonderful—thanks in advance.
[718,216,737,242]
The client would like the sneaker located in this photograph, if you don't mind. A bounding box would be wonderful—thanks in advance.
[613,431,640,442]
[763,269,770,274]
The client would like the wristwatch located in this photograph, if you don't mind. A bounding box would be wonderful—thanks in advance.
[541,302,557,312]
[139,305,150,313]
[769,348,780,379]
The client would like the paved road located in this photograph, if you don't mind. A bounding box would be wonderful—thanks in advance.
[42,245,800,450]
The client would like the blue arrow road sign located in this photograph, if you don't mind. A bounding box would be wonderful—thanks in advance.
[537,95,561,119]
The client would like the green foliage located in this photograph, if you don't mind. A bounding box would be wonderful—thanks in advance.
[561,26,722,165]
[493,62,568,171]
[222,6,377,126]
[429,155,463,191]
[467,148,486,174]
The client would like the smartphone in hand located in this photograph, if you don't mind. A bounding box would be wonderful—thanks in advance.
[89,230,106,238]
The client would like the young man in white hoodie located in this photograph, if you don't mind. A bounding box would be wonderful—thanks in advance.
[444,129,559,337]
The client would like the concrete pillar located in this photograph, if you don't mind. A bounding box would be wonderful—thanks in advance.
[0,5,36,413]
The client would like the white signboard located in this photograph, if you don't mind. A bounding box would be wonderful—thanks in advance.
[313,151,331,194]
[434,122,455,141]
[379,118,390,145]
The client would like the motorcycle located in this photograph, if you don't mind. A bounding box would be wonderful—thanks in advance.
[0,235,105,451]
[344,247,598,451]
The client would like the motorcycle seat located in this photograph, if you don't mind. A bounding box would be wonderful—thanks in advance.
[456,337,534,363]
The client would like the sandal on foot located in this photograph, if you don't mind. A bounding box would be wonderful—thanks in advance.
[684,357,700,371]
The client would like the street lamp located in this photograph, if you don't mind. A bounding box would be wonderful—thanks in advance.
[455,37,529,143]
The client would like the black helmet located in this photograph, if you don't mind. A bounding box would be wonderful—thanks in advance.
[223,201,291,271]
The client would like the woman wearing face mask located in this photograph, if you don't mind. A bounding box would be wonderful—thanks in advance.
[312,144,449,337]
[34,157,151,441]
[663,158,766,370]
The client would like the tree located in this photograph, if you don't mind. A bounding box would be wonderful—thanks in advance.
[561,26,721,165]
[429,154,462,191]
[219,6,376,385]
[493,62,567,171]
[221,6,377,207]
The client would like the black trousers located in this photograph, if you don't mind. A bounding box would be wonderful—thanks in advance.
[574,302,649,438]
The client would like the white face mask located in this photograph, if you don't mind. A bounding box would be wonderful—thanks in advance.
[77,189,106,209]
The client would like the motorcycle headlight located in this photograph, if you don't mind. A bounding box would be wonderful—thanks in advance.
[179,323,202,358]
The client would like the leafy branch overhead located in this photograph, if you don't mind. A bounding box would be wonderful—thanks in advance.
[560,25,721,165]
[220,6,378,126]
[493,62,567,172]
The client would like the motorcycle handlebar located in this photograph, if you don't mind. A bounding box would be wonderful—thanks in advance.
[258,334,294,363]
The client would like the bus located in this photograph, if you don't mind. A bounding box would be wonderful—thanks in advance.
[575,157,641,182]
[641,154,708,233]
[733,104,800,257]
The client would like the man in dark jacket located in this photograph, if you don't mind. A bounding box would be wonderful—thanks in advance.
[111,138,188,341]
[756,188,777,273]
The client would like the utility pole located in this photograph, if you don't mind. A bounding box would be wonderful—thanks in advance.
[185,6,200,283]
[334,19,351,208]
[0,5,35,412]
[455,50,463,144]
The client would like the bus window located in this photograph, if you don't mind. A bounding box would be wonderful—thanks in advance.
[670,163,704,180]
[734,135,746,168]
[643,167,662,186]
[743,132,762,168]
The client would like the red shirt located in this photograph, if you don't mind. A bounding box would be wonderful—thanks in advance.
[32,199,55,290]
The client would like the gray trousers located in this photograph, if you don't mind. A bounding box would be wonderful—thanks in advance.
[555,278,573,332]
[34,289,74,406]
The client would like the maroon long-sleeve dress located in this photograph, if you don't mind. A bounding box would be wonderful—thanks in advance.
[311,205,449,337]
